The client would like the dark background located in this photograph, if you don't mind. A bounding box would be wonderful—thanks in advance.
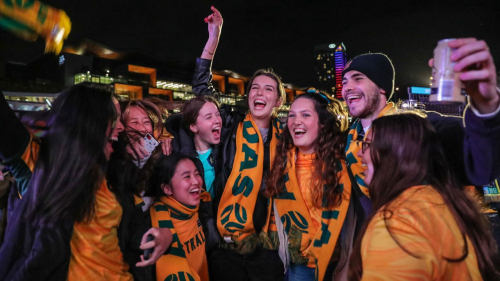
[1,0,499,96]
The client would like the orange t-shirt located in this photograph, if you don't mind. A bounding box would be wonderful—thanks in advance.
[296,152,322,231]
[361,185,482,280]
[295,152,322,268]
[68,182,132,281]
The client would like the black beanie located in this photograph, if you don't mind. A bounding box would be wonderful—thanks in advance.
[341,53,395,100]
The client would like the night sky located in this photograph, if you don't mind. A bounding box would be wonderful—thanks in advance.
[1,0,499,99]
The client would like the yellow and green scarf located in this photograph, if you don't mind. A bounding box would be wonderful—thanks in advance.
[274,149,352,281]
[0,0,71,54]
[150,192,210,281]
[345,102,395,197]
[217,113,282,254]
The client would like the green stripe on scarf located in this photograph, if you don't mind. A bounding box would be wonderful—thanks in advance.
[345,102,395,197]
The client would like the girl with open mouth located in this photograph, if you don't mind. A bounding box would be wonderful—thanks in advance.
[147,154,211,281]
[265,89,353,281]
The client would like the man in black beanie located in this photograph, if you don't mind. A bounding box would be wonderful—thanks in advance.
[341,53,395,122]
[342,38,500,206]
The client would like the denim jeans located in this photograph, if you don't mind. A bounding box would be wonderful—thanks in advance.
[288,263,315,281]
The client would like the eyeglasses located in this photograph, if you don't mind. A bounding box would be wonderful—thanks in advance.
[361,141,371,153]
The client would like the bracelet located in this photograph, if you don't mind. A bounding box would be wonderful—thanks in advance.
[203,48,214,55]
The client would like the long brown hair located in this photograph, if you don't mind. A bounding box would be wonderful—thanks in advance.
[264,91,349,208]
[26,83,117,226]
[348,114,500,280]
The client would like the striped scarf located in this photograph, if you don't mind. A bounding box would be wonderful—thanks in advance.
[0,0,71,54]
[345,102,395,197]
[274,149,352,281]
[217,113,282,254]
[150,192,210,281]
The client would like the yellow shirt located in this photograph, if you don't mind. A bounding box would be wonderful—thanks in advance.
[361,185,481,281]
[68,182,132,281]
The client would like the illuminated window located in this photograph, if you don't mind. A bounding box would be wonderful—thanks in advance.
[100,77,112,84]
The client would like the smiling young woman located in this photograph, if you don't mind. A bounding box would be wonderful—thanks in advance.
[166,95,222,197]
[0,83,133,280]
[264,90,353,281]
[188,6,287,280]
[148,154,211,281]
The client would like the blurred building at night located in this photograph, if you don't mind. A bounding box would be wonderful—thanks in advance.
[1,40,306,117]
[314,43,347,99]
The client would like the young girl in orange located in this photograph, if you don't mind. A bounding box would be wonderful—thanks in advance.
[265,90,353,281]
[148,154,211,281]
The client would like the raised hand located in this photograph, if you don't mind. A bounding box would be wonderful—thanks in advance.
[201,6,223,60]
[204,6,223,40]
[450,38,498,114]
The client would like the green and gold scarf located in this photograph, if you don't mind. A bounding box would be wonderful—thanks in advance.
[345,102,395,197]
[217,113,282,254]
[274,149,352,281]
[150,192,210,281]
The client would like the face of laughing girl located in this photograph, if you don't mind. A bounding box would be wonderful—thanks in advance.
[287,98,320,154]
[190,102,222,151]
[247,75,282,128]
[125,106,153,136]
[162,159,203,206]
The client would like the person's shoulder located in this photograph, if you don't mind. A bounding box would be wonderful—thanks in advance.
[379,185,448,231]
[388,185,442,208]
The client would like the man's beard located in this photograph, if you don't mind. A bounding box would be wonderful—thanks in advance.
[349,89,382,119]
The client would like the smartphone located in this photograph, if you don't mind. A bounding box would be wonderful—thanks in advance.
[143,234,155,260]
[143,133,159,155]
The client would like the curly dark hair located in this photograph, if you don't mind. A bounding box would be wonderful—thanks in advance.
[264,91,349,208]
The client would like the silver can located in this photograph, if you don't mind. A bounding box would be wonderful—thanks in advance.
[429,39,465,104]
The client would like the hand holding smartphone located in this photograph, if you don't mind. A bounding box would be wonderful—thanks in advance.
[143,133,159,155]
[143,234,155,261]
